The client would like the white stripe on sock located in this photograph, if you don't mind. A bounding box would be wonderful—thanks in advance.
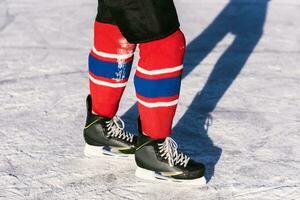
[137,65,183,75]
[89,74,127,88]
[137,97,178,108]
[92,46,133,60]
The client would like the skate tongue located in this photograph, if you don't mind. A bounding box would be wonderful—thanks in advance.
[155,138,166,143]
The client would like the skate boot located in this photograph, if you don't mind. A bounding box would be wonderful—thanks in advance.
[83,95,137,158]
[135,119,206,185]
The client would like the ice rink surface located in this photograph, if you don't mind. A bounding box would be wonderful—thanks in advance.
[0,0,299,199]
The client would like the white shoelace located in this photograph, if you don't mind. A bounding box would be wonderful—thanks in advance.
[105,116,134,143]
[158,137,190,168]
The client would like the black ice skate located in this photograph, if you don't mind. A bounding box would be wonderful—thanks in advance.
[135,120,206,185]
[83,95,137,158]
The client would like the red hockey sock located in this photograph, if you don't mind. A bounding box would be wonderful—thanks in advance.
[135,30,186,139]
[89,22,136,118]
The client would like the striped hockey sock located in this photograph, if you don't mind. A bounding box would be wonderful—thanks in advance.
[89,22,136,118]
[135,30,186,138]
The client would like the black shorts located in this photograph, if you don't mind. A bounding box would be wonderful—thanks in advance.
[96,0,180,43]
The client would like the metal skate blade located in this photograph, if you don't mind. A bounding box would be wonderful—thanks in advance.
[84,143,133,159]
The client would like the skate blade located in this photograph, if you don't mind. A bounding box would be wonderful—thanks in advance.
[84,143,133,159]
[135,166,207,186]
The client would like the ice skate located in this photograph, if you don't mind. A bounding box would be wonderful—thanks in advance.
[83,95,137,158]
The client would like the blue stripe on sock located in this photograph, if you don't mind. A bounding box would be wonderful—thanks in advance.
[134,75,181,98]
[89,54,133,79]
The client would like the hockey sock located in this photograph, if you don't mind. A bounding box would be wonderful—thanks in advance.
[89,22,136,118]
[135,30,186,138]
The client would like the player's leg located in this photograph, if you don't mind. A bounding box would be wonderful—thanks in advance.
[89,22,136,117]
[135,29,185,139]
[84,21,137,158]
[134,30,206,184]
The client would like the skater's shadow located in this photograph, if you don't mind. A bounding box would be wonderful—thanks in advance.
[122,0,269,182]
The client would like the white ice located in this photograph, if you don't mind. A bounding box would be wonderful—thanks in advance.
[0,0,299,199]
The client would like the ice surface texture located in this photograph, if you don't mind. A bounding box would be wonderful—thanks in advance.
[0,0,299,199]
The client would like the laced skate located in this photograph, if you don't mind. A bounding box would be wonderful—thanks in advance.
[158,137,190,167]
[134,119,206,185]
[83,95,137,158]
